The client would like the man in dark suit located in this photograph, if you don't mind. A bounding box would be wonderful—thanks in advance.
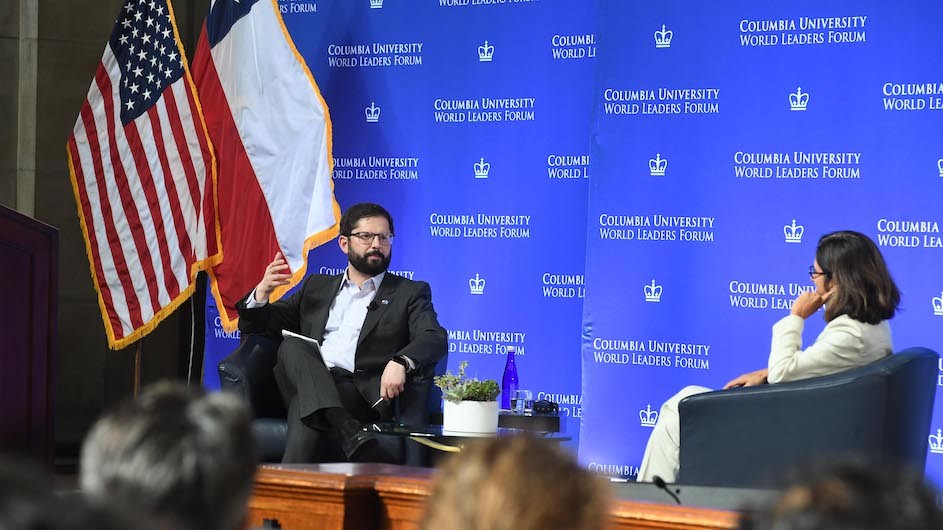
[237,203,447,463]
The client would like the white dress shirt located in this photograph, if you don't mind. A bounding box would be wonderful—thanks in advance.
[318,270,385,372]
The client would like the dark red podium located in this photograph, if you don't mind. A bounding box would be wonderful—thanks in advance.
[0,205,58,465]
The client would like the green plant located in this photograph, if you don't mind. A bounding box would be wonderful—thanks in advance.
[434,361,500,403]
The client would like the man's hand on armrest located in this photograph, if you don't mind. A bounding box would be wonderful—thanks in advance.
[380,360,407,400]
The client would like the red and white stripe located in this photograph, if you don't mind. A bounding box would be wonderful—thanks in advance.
[68,45,218,348]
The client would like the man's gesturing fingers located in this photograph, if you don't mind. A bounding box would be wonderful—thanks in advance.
[254,252,291,302]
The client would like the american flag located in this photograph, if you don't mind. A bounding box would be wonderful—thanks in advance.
[67,0,220,349]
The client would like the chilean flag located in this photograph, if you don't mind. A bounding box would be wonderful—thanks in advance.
[192,0,340,329]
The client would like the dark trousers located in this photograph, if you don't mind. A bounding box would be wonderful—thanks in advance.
[273,337,400,463]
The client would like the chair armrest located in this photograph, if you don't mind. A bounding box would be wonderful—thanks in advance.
[395,369,434,425]
[678,375,886,487]
[252,418,289,462]
[397,366,440,467]
[218,334,286,419]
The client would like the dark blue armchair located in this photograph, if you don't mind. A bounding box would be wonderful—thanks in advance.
[218,334,443,464]
[677,348,939,488]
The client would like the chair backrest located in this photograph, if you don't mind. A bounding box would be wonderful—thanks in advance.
[871,348,939,464]
[677,348,938,487]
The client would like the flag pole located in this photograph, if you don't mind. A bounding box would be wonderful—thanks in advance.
[133,341,142,396]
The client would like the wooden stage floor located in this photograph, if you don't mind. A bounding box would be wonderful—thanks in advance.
[248,463,742,530]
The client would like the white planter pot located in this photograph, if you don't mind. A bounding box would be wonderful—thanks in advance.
[442,400,499,436]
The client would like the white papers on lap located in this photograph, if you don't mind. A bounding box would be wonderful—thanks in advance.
[281,329,321,352]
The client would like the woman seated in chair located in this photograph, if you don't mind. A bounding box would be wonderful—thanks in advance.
[636,230,900,483]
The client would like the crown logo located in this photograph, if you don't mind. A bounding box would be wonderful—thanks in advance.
[639,405,658,427]
[469,274,485,295]
[478,40,494,62]
[649,154,667,176]
[784,219,804,243]
[474,157,490,179]
[365,102,380,123]
[789,87,809,111]
[933,291,943,316]
[644,280,662,302]
[937,158,942,177]
[654,25,673,48]
[930,429,943,454]
[370,0,383,7]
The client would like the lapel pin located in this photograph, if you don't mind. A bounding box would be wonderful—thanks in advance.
[381,299,390,305]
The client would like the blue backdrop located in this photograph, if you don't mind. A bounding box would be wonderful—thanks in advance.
[203,0,943,481]
[203,0,595,447]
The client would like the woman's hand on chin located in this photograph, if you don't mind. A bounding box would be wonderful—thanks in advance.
[723,368,769,389]
[790,288,836,319]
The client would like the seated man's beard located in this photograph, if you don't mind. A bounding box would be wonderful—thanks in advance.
[349,249,391,276]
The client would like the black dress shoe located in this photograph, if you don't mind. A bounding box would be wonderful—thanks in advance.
[339,419,380,462]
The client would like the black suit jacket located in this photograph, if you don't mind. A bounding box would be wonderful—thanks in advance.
[236,273,448,410]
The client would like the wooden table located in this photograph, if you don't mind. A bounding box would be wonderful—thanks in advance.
[248,464,739,530]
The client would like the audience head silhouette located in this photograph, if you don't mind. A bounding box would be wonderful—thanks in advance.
[739,460,943,530]
[422,435,610,530]
[80,381,256,530]
[0,456,136,530]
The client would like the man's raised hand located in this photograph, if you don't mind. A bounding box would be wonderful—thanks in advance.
[254,252,291,303]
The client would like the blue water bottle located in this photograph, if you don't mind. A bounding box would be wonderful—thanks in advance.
[501,346,519,410]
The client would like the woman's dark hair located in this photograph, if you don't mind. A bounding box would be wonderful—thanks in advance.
[339,203,395,236]
[816,231,899,324]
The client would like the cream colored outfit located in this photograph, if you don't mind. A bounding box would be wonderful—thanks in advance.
[636,314,893,483]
